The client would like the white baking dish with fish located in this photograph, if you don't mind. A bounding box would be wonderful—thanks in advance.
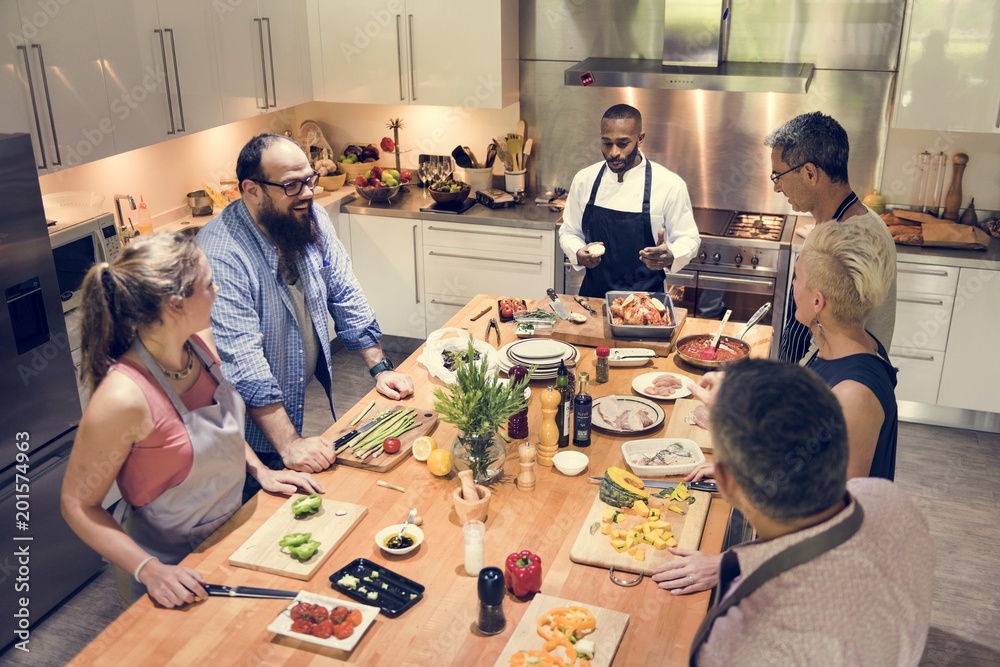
[621,438,706,476]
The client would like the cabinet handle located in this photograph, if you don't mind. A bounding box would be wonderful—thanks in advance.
[263,18,277,107]
[412,225,420,304]
[407,14,416,100]
[32,45,61,166]
[898,266,949,277]
[154,30,177,135]
[16,45,46,169]
[254,18,269,109]
[898,296,945,306]
[165,29,185,132]
[426,225,543,240]
[430,298,466,307]
[892,351,935,362]
[428,251,543,266]
[996,99,1000,129]
[395,15,405,101]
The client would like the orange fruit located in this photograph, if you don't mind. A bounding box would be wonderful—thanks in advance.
[426,448,453,477]
[412,435,437,462]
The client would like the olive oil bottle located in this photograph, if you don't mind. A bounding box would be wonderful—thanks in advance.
[556,360,571,448]
[573,372,592,447]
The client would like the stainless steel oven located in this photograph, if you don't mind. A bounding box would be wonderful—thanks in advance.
[664,269,778,325]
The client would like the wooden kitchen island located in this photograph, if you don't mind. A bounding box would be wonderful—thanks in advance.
[69,295,773,667]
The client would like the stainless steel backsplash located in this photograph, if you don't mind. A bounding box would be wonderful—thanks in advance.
[519,0,905,213]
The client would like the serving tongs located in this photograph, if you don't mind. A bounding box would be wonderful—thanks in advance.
[737,302,771,340]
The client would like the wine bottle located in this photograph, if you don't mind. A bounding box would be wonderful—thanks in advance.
[556,361,570,448]
[573,372,592,447]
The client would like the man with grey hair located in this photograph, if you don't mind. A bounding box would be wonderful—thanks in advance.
[765,112,897,363]
[689,359,933,666]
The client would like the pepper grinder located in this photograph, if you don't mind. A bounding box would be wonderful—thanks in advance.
[477,567,506,635]
[942,153,969,221]
[537,387,560,467]
[517,441,537,492]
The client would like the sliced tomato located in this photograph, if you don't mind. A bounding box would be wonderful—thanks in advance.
[332,621,355,640]
[311,619,336,639]
[290,618,315,635]
[345,609,363,627]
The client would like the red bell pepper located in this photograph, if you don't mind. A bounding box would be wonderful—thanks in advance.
[504,550,543,597]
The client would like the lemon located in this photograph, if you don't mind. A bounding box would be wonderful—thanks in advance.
[412,435,437,462]
[426,448,453,477]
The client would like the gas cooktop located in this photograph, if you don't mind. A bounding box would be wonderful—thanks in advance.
[691,208,790,243]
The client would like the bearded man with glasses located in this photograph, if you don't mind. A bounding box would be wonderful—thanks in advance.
[198,134,413,500]
[765,112,898,364]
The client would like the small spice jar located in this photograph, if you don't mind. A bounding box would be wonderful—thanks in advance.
[595,346,610,384]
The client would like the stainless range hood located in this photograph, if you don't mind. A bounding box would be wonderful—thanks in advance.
[564,0,814,94]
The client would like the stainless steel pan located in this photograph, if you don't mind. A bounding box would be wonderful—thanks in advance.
[673,333,751,370]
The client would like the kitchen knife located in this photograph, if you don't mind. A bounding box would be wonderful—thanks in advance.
[573,296,597,315]
[546,288,569,319]
[204,584,298,599]
[587,477,717,493]
[330,411,390,448]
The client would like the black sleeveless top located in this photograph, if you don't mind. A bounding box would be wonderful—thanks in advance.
[807,336,898,480]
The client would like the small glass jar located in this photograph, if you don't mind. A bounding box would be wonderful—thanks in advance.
[463,520,486,576]
[595,346,610,383]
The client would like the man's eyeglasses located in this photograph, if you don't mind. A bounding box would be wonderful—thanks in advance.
[254,171,320,197]
[770,162,808,184]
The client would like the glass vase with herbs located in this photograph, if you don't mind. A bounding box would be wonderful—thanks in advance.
[433,341,532,484]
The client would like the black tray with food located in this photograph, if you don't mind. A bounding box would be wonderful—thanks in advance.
[329,558,425,617]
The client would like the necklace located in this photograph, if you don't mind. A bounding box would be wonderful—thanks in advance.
[157,342,194,381]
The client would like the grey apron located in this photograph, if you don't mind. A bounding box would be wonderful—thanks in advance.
[120,339,246,601]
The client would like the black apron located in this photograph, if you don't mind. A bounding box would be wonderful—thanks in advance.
[579,158,662,298]
[689,500,865,665]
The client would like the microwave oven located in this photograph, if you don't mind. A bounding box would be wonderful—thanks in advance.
[48,213,123,314]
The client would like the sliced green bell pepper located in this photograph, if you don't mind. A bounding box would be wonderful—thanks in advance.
[291,494,323,517]
[278,532,312,548]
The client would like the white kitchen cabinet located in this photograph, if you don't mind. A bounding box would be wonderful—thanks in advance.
[890,345,945,405]
[2,0,116,172]
[894,0,1000,132]
[423,220,554,331]
[215,0,312,122]
[348,214,426,339]
[315,0,518,108]
[94,0,224,153]
[937,268,1000,413]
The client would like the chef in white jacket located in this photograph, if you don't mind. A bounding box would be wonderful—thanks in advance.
[559,104,700,298]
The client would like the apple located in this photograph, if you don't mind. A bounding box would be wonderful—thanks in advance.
[369,165,382,181]
[370,179,384,188]
[354,176,367,187]
[362,157,376,163]
[344,146,361,157]
[399,170,412,183]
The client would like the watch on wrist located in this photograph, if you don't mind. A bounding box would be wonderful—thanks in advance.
[369,357,395,378]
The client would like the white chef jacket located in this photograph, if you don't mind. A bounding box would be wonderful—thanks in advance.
[559,154,700,275]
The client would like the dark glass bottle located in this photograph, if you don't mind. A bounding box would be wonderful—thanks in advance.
[506,365,529,439]
[556,361,570,448]
[573,372,592,447]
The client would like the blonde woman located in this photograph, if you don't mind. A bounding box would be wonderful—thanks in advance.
[61,233,321,608]
[656,220,897,595]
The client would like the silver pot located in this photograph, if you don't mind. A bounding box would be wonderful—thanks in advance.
[673,334,751,370]
[186,190,213,216]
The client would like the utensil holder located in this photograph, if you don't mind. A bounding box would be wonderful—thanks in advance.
[504,170,526,193]
[464,167,494,194]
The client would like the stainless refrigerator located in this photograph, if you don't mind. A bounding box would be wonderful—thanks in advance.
[0,133,103,651]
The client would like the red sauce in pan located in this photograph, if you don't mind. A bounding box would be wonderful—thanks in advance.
[677,335,748,362]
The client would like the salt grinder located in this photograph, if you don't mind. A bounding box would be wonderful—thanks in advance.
[477,567,506,635]
[517,441,537,492]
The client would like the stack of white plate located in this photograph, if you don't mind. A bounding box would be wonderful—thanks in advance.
[498,339,579,380]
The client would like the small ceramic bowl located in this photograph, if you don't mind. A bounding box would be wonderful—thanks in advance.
[374,524,424,555]
[552,450,589,476]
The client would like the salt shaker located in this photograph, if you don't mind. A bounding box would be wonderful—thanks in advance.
[462,520,486,576]
[517,441,537,492]
[477,567,506,635]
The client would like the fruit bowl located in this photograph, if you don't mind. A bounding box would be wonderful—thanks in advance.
[428,181,471,205]
[339,160,375,180]
[355,183,401,204]
[317,172,346,190]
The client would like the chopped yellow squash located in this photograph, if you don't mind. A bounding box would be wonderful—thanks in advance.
[635,550,646,562]
[601,523,612,536]
[633,499,649,517]
[668,505,686,515]
[648,508,661,521]
[653,537,667,550]
[665,536,678,548]
[602,508,617,523]
[627,545,638,556]
[611,539,628,552]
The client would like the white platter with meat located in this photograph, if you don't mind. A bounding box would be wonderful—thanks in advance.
[591,395,664,434]
[630,372,693,400]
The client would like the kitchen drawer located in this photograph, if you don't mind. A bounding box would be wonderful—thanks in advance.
[889,345,944,404]
[422,221,553,257]
[896,263,959,296]
[891,291,954,351]
[424,247,552,301]
[424,294,467,332]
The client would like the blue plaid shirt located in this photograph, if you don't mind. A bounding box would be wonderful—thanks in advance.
[197,199,381,455]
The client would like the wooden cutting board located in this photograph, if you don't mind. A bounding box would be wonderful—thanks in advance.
[321,401,438,472]
[229,495,367,581]
[570,487,711,576]
[548,295,687,356]
[664,398,714,452]
[493,594,629,667]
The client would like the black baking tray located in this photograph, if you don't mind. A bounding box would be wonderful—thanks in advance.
[329,558,425,618]
[419,198,476,215]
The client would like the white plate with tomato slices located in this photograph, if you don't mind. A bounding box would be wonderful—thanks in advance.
[267,590,379,651]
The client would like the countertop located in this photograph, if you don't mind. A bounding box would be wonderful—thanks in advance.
[791,214,1000,271]
[339,185,563,232]
[70,295,773,667]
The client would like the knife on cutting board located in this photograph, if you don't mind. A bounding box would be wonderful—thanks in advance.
[204,584,298,599]
[545,288,569,319]
[330,411,390,448]
[587,477,717,493]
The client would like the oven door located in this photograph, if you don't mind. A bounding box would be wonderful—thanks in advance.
[694,273,776,325]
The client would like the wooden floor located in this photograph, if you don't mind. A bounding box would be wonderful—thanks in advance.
[4,336,998,666]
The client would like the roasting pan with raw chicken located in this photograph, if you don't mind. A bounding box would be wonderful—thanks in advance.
[605,291,680,340]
